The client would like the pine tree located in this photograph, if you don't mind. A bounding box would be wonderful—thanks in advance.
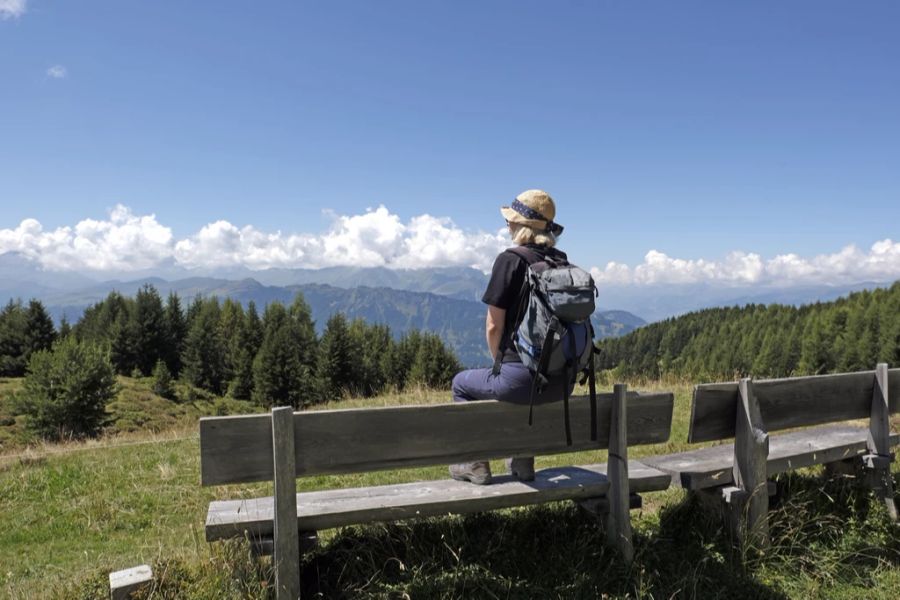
[0,300,28,376]
[253,302,313,408]
[289,293,318,372]
[15,337,118,440]
[132,284,167,375]
[228,301,263,400]
[392,330,422,390]
[318,313,354,399]
[164,292,187,376]
[57,316,72,340]
[109,309,138,375]
[24,299,56,360]
[408,333,460,388]
[219,298,245,387]
[181,298,227,394]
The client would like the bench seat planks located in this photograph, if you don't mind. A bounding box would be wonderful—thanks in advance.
[205,460,671,541]
[642,424,900,490]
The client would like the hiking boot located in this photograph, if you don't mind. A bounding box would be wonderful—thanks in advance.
[449,461,492,485]
[507,457,535,481]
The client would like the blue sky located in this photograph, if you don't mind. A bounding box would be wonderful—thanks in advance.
[1,1,899,285]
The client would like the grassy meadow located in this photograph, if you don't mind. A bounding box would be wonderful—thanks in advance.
[0,377,898,598]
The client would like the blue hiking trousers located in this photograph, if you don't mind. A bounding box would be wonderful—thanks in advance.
[451,361,573,405]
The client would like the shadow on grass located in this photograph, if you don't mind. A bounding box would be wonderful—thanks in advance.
[300,470,899,599]
[54,470,898,599]
[301,499,780,599]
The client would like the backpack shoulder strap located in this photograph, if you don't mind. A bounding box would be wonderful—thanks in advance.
[506,245,542,266]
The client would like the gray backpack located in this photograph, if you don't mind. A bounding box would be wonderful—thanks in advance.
[496,247,598,444]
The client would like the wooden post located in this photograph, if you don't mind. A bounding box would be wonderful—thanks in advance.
[731,378,770,551]
[271,407,301,600]
[605,383,634,563]
[866,363,897,521]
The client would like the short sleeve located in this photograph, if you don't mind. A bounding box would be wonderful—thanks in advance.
[481,251,527,309]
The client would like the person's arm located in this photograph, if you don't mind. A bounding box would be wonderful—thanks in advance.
[486,305,506,360]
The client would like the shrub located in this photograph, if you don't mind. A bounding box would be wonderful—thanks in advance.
[14,337,119,440]
[152,359,176,400]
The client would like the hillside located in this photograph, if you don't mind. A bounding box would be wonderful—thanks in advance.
[597,281,900,380]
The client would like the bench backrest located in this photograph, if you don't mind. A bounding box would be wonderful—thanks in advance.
[688,368,900,443]
[200,392,674,485]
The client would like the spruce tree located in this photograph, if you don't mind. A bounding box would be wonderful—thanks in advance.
[15,336,118,440]
[253,302,312,408]
[24,299,56,359]
[57,316,72,340]
[228,301,263,400]
[0,299,28,376]
[408,333,460,388]
[109,309,138,375]
[219,298,245,386]
[164,292,187,376]
[132,284,167,375]
[181,298,227,394]
[318,313,354,399]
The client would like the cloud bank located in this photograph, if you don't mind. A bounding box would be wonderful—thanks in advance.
[0,0,26,20]
[591,242,900,287]
[3,205,900,287]
[1,205,509,273]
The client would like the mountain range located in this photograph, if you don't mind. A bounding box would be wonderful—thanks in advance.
[0,266,645,367]
[3,251,897,364]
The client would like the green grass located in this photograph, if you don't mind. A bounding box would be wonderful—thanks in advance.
[0,379,898,598]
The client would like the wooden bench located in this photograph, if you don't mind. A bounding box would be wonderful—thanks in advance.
[200,385,674,599]
[643,364,899,550]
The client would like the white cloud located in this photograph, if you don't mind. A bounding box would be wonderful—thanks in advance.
[590,241,900,287]
[0,205,173,271]
[0,0,26,20]
[5,205,900,286]
[175,205,508,271]
[2,204,508,273]
[46,65,67,79]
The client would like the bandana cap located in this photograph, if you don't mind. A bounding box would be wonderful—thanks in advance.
[500,189,563,236]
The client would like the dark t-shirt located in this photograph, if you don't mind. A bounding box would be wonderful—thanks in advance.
[481,244,569,363]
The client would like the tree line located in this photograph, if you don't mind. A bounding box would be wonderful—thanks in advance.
[1,284,461,408]
[596,282,900,380]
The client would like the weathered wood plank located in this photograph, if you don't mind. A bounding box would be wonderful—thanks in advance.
[205,461,671,541]
[201,392,674,485]
[643,424,900,490]
[109,565,153,600]
[271,407,300,600]
[605,384,634,562]
[731,379,769,549]
[689,368,900,443]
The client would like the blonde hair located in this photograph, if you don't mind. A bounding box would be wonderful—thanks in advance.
[511,224,556,247]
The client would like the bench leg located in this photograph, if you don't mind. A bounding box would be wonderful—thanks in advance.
[865,364,898,522]
[731,378,770,552]
[272,407,301,600]
[695,481,776,553]
[862,454,898,522]
[605,384,634,563]
[249,531,318,558]
[575,493,642,517]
